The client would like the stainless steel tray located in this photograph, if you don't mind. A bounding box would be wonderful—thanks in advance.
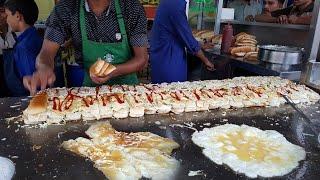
[258,45,304,65]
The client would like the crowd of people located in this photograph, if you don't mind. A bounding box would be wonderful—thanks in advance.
[228,0,314,25]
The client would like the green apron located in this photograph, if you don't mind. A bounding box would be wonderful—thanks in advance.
[80,0,139,86]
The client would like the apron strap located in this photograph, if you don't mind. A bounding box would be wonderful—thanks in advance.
[114,0,129,45]
[79,0,88,42]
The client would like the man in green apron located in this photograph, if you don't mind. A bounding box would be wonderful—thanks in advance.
[24,0,148,95]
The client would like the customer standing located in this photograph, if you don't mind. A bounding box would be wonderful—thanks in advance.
[150,0,214,84]
[3,0,43,96]
[0,0,16,97]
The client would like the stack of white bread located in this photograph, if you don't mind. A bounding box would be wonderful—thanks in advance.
[230,32,259,60]
[22,76,320,125]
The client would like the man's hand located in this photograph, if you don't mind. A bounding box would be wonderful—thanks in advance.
[277,15,289,24]
[288,15,299,24]
[204,60,215,71]
[90,67,116,84]
[23,39,60,95]
[23,66,56,95]
[245,15,255,22]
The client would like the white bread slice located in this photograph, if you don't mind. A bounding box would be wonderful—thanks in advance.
[23,92,48,115]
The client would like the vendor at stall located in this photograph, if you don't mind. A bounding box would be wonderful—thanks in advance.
[254,0,314,24]
[3,0,42,97]
[150,0,214,84]
[24,0,148,95]
[254,0,285,22]
[272,0,314,24]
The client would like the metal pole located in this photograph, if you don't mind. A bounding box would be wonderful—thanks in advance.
[214,0,224,34]
[197,2,204,30]
[306,0,320,61]
[300,0,320,84]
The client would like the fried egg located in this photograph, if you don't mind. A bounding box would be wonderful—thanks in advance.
[192,124,306,178]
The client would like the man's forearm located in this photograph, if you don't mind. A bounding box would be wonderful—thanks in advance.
[195,49,210,64]
[36,39,60,70]
[111,47,148,77]
[255,14,277,23]
[294,16,312,25]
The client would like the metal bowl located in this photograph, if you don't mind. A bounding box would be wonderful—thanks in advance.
[258,45,304,65]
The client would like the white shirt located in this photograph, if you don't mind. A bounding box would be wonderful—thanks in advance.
[0,27,17,55]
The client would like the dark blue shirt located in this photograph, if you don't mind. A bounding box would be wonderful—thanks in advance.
[14,27,43,78]
[150,0,200,83]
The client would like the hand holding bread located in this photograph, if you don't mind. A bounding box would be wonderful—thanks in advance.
[89,58,117,84]
[89,58,116,78]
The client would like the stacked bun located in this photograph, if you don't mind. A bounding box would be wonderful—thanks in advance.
[193,30,215,43]
[230,32,259,60]
[89,58,116,77]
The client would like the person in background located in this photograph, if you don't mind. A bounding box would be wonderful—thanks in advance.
[228,0,263,22]
[272,0,314,24]
[3,0,43,96]
[150,0,214,84]
[0,0,16,97]
[255,0,285,22]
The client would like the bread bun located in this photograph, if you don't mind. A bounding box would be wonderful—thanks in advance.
[90,59,105,75]
[98,63,110,77]
[234,52,246,57]
[103,64,116,76]
[237,38,257,44]
[23,92,48,115]
[244,52,258,61]
[231,46,257,56]
[90,59,116,77]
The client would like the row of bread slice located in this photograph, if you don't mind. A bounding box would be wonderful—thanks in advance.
[23,78,320,124]
[44,76,305,97]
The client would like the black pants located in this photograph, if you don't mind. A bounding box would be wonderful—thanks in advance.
[0,55,9,97]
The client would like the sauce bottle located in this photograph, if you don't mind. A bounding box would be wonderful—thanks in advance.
[221,23,233,54]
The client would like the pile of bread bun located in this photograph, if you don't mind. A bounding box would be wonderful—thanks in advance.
[89,58,116,77]
[193,30,215,43]
[230,32,259,61]
[193,30,222,50]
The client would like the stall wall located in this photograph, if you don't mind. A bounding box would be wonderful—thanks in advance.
[35,0,55,21]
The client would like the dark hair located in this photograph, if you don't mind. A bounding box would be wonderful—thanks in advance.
[4,0,39,25]
[0,0,5,6]
[278,0,285,4]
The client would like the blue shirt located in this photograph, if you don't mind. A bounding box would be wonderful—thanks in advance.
[150,0,200,83]
[14,27,43,78]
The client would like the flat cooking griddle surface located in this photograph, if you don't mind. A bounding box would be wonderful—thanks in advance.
[0,97,320,180]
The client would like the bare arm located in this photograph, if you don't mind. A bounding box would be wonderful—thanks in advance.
[195,49,215,71]
[23,39,60,95]
[289,15,312,25]
[36,39,60,69]
[91,46,148,84]
[255,14,278,23]
[112,47,148,76]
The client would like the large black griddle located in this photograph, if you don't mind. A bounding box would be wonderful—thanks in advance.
[0,96,320,180]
